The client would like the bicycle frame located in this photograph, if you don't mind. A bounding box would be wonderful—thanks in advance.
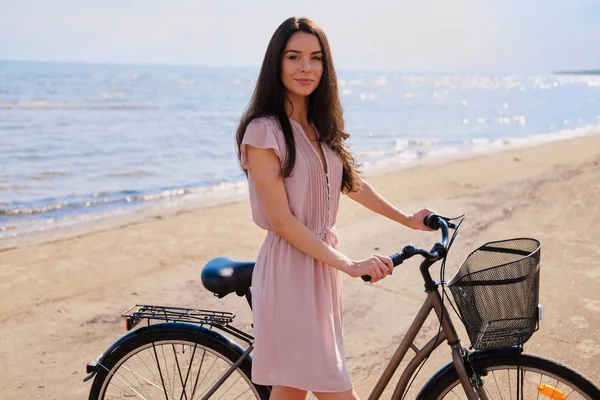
[366,285,479,400]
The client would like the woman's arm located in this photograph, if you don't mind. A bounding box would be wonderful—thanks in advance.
[246,145,393,282]
[346,178,433,231]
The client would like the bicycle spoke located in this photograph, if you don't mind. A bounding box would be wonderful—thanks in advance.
[170,343,189,400]
[231,387,253,400]
[119,362,171,396]
[197,357,228,399]
[508,370,512,400]
[136,351,163,393]
[216,375,243,399]
[483,384,496,400]
[517,367,523,400]
[152,342,170,400]
[194,355,218,397]
[523,371,527,399]
[97,361,150,400]
[190,349,207,400]
[179,343,198,400]
[109,378,149,400]
[492,371,504,400]
[161,344,174,398]
[123,359,153,400]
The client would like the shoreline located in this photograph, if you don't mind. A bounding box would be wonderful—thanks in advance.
[3,125,599,252]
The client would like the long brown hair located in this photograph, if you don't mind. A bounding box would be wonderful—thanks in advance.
[235,17,361,193]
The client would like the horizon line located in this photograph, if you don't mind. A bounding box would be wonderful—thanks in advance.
[0,57,572,75]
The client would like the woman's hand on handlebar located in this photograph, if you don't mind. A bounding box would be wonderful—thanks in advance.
[348,255,394,283]
[408,208,437,231]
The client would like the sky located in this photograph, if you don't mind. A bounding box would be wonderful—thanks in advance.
[1,0,599,72]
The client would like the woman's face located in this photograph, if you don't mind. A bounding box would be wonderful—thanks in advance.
[281,32,323,98]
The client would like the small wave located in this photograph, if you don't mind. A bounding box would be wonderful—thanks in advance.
[408,138,440,147]
[0,223,22,232]
[355,149,393,158]
[29,171,69,180]
[107,104,147,110]
[16,154,45,160]
[7,99,151,110]
[0,184,31,191]
[361,150,420,171]
[0,181,249,219]
[105,170,151,178]
[471,138,491,146]
[468,124,600,153]
[1,201,69,216]
[394,138,440,151]
[15,100,80,110]
[93,91,126,99]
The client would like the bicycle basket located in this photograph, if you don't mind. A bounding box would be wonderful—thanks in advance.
[448,238,541,350]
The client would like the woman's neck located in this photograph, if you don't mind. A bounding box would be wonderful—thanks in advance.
[285,92,310,126]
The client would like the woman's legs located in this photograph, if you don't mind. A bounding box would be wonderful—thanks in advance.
[314,388,360,400]
[269,386,359,400]
[270,385,308,400]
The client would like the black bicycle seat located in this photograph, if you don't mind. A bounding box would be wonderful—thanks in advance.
[201,257,255,298]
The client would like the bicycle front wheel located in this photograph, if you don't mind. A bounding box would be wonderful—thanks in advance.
[88,327,269,400]
[420,353,600,400]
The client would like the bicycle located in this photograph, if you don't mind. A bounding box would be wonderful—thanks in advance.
[83,214,600,399]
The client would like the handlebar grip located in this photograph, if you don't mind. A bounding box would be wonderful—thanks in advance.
[361,253,404,282]
[423,213,441,230]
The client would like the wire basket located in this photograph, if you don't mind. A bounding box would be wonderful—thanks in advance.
[448,238,541,350]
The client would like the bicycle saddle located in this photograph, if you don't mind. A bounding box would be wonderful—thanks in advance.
[201,257,254,298]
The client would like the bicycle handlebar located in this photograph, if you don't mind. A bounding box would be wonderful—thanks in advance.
[361,214,452,282]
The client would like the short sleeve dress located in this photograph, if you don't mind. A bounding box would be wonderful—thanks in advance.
[239,116,351,392]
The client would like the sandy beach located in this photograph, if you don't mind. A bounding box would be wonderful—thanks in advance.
[1,134,599,399]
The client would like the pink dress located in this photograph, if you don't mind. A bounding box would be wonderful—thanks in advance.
[240,116,351,392]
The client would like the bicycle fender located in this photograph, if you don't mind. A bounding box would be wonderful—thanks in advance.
[415,347,522,399]
[83,322,248,382]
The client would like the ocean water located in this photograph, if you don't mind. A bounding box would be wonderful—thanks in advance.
[1,60,599,238]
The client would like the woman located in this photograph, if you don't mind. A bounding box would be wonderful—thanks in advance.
[236,17,434,400]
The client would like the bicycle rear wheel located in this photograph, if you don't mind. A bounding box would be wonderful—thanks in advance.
[419,353,600,400]
[88,327,269,399]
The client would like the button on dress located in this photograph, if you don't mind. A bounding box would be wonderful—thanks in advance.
[240,116,351,392]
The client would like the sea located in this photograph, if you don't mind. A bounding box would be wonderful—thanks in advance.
[1,60,599,238]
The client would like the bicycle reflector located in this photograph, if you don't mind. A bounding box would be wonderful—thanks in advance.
[537,384,566,400]
[125,315,140,331]
[86,360,97,374]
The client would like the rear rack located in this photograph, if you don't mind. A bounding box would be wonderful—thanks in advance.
[122,305,235,331]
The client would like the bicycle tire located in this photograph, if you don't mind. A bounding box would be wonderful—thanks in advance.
[88,326,269,400]
[418,352,600,400]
